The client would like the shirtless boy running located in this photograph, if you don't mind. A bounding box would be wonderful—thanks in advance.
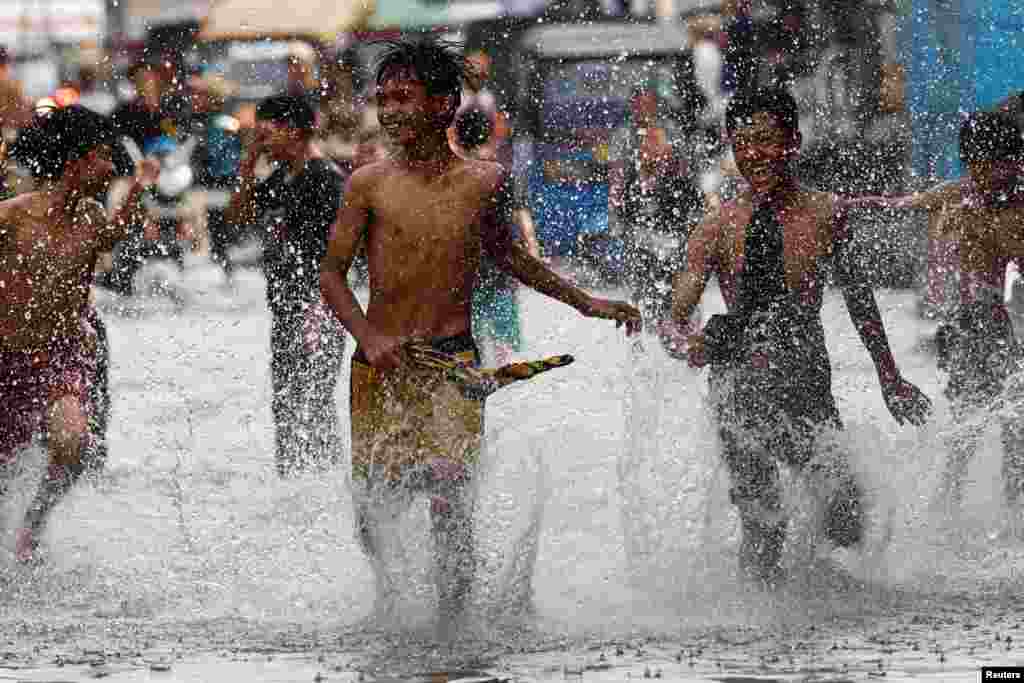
[0,106,158,563]
[669,87,931,585]
[856,112,1024,532]
[320,37,641,626]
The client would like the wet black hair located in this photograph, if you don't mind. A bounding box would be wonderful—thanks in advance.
[256,94,318,132]
[454,106,494,152]
[960,111,1024,164]
[372,35,467,124]
[9,105,117,181]
[725,87,800,137]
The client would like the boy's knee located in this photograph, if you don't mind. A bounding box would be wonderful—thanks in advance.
[47,397,87,464]
[727,457,776,506]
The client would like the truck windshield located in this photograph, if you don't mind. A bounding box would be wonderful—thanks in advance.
[541,58,678,131]
[195,40,313,100]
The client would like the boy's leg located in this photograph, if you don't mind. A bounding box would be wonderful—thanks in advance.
[353,487,395,614]
[430,462,476,621]
[721,428,787,585]
[83,311,110,474]
[937,402,984,514]
[812,441,864,549]
[270,312,305,477]
[19,393,89,562]
[304,306,346,469]
[352,473,417,619]
[999,416,1024,536]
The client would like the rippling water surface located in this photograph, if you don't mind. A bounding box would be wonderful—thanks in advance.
[1,261,1022,681]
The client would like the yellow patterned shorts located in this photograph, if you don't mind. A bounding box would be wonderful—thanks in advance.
[350,334,484,482]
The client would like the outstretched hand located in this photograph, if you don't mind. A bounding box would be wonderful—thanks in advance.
[582,296,643,335]
[881,376,932,426]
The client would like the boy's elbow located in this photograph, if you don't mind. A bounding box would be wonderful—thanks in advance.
[319,269,337,300]
[320,260,338,282]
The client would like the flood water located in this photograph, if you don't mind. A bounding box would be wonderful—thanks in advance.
[1,259,1022,681]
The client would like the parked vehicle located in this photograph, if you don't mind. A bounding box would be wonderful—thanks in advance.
[184,34,324,109]
[513,21,705,281]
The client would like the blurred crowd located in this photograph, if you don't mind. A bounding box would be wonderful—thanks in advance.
[0,38,381,252]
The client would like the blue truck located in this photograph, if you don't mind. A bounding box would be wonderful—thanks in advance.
[511,21,702,280]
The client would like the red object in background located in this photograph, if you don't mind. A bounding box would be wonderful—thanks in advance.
[53,87,79,108]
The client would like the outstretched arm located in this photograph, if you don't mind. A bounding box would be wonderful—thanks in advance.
[833,206,931,425]
[483,171,641,333]
[843,178,965,213]
[669,215,717,365]
[98,158,161,251]
[514,207,542,259]
[671,216,715,336]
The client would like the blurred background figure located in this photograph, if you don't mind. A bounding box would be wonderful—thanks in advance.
[688,15,726,124]
[460,50,507,165]
[76,62,118,117]
[607,83,705,345]
[188,72,244,284]
[319,50,362,159]
[287,42,320,105]
[0,45,32,199]
[451,105,540,365]
[111,61,166,152]
[719,0,757,96]
[102,58,204,296]
[0,46,31,130]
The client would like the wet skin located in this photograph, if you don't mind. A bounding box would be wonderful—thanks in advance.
[0,149,157,524]
[670,112,930,426]
[321,73,641,373]
[0,144,158,351]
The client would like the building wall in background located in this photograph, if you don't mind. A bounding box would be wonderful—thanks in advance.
[899,0,1024,181]
[0,0,104,53]
[118,0,210,40]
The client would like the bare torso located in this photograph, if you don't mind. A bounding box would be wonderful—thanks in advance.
[359,157,504,340]
[945,193,1024,301]
[704,189,841,312]
[0,192,109,351]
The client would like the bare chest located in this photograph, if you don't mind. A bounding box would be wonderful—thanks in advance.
[955,205,1024,266]
[723,210,829,284]
[1,213,97,273]
[368,180,486,259]
[375,178,485,228]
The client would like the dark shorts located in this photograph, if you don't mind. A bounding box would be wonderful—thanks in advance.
[710,306,841,464]
[0,339,97,465]
[707,305,840,499]
[706,304,861,545]
[942,300,1020,408]
[350,332,483,482]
